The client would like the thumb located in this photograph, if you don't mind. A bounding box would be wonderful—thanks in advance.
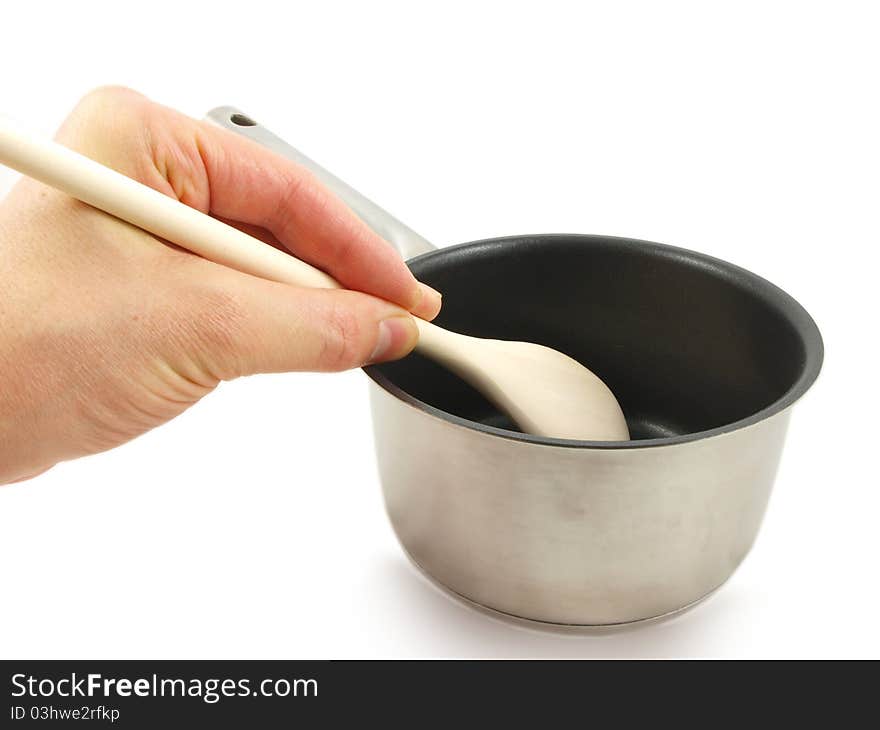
[175,264,420,378]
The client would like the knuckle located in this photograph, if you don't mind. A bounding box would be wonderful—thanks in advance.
[320,300,364,371]
[61,87,158,171]
[74,85,146,119]
[176,284,249,381]
[268,169,310,232]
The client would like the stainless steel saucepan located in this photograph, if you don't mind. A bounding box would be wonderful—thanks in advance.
[208,107,823,627]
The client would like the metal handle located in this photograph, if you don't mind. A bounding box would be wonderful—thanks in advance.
[205,106,436,261]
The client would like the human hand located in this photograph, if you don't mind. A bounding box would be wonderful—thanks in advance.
[0,87,441,484]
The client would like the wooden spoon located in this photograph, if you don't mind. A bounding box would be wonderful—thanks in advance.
[0,119,629,441]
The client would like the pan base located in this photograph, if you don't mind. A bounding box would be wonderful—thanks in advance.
[400,546,726,634]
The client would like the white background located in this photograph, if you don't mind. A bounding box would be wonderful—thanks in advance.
[0,1,877,659]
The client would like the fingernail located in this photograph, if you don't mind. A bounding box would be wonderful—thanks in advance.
[415,282,443,319]
[369,316,417,364]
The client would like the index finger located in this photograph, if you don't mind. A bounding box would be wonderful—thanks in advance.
[192,116,441,320]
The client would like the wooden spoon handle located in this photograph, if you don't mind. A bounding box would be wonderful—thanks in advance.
[0,117,339,291]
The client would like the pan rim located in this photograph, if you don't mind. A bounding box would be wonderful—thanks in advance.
[363,233,824,450]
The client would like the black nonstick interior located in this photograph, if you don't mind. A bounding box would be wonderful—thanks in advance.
[366,235,823,446]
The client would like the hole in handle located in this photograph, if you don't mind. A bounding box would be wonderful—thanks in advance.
[230,113,257,127]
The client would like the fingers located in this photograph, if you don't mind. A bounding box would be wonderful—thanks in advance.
[171,259,420,379]
[56,86,442,321]
[191,118,442,320]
